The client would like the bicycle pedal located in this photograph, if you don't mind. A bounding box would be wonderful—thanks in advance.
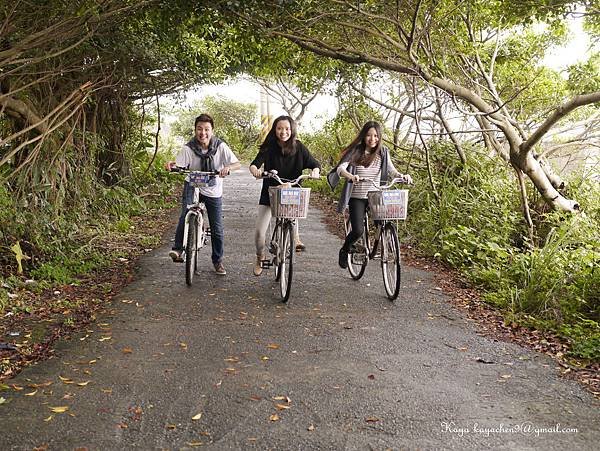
[260,259,273,269]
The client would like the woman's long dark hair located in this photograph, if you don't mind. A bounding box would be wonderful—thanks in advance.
[259,115,298,156]
[340,121,383,167]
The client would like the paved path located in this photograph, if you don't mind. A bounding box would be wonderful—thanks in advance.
[1,170,598,450]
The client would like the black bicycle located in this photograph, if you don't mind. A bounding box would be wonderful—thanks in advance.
[344,177,410,301]
[259,170,319,303]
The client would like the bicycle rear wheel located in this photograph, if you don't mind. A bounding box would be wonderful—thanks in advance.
[381,223,401,300]
[279,221,294,303]
[185,215,198,286]
[346,214,369,280]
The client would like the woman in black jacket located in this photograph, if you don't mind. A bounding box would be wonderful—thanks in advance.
[249,115,321,276]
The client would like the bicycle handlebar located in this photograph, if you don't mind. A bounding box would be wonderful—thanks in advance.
[170,167,220,176]
[358,176,412,190]
[260,170,321,186]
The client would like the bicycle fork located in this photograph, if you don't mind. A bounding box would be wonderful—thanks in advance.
[183,210,210,253]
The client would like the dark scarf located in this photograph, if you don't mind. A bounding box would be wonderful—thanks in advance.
[186,136,223,172]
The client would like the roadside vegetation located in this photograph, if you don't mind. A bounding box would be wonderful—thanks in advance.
[304,121,599,363]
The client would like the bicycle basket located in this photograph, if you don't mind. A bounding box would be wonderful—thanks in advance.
[268,186,311,218]
[367,189,408,220]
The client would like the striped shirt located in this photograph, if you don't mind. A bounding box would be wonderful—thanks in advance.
[338,154,383,199]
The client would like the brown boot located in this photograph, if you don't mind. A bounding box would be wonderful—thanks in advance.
[253,254,263,276]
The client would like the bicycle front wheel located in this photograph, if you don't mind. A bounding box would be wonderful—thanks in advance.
[279,221,294,303]
[185,215,198,286]
[381,223,401,301]
[346,214,368,280]
[272,221,282,281]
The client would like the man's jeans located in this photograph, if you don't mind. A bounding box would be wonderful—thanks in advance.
[173,181,224,264]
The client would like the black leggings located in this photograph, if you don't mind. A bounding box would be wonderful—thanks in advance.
[342,198,368,251]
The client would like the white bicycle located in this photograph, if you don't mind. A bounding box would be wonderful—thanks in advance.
[171,168,219,286]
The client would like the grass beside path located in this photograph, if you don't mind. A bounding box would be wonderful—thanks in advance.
[0,201,177,382]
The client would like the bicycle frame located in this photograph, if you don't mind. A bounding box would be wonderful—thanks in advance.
[182,187,208,253]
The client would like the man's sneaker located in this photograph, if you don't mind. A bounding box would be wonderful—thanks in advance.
[169,250,183,263]
[214,262,226,275]
[295,240,306,252]
[338,248,348,269]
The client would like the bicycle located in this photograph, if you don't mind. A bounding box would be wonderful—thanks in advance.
[344,177,410,301]
[259,170,319,303]
[170,167,219,286]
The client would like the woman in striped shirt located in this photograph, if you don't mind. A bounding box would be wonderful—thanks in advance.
[327,121,412,269]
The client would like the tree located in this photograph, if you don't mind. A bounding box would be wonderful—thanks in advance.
[227,0,600,216]
[169,95,259,160]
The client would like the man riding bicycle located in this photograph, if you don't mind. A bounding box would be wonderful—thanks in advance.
[166,113,241,275]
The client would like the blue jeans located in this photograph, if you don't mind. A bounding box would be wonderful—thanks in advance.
[173,181,224,264]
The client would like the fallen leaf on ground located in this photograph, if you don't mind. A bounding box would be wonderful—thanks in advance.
[308,425,315,431]
[192,413,202,421]
[77,381,91,387]
[25,390,38,396]
[187,442,203,447]
[122,347,133,354]
[49,406,69,413]
[269,414,280,421]
[275,403,290,410]
[267,344,280,349]
[28,381,52,388]
[365,417,379,423]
